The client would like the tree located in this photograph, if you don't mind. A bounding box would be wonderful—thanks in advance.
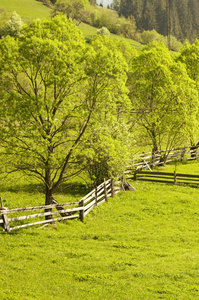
[0,16,129,210]
[128,42,198,158]
[97,26,110,37]
[0,11,24,38]
[177,40,199,144]
[52,0,90,24]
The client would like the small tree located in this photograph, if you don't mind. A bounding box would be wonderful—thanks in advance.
[97,26,110,37]
[0,11,24,38]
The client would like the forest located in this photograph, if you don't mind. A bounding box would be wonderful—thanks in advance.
[113,0,199,44]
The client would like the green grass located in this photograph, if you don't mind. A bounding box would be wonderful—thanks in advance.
[0,0,143,51]
[0,0,51,23]
[155,159,199,175]
[1,165,199,299]
[79,22,143,51]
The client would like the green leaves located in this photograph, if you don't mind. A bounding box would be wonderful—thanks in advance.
[0,15,130,200]
[129,42,199,152]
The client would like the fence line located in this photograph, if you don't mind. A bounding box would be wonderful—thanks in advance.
[0,178,122,233]
[125,146,199,173]
[131,170,199,186]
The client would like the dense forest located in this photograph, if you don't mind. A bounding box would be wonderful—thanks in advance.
[115,0,199,43]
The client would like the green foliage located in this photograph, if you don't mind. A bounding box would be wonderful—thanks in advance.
[0,16,130,203]
[0,11,24,38]
[52,0,91,24]
[128,42,199,153]
[118,0,199,43]
[96,26,110,37]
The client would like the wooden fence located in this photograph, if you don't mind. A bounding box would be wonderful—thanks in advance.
[0,178,121,234]
[125,146,199,172]
[131,170,199,186]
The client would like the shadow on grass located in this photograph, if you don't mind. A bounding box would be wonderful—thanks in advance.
[0,181,90,197]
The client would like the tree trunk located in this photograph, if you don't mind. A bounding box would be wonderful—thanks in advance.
[45,168,54,221]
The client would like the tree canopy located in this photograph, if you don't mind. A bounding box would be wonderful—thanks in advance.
[0,15,129,207]
[128,42,199,155]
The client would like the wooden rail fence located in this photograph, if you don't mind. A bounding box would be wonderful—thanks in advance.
[0,178,121,233]
[131,170,199,186]
[125,146,199,172]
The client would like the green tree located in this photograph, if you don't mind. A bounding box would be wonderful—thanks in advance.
[128,42,198,157]
[0,16,129,209]
[0,11,24,38]
[52,0,90,24]
[97,26,110,37]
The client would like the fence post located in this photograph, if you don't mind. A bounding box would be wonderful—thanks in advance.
[174,171,177,185]
[79,199,84,223]
[181,147,185,162]
[111,178,115,198]
[95,187,98,206]
[134,170,137,181]
[104,178,108,202]
[0,197,10,233]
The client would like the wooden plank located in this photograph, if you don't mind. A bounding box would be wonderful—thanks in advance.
[9,214,79,231]
[3,202,80,214]
[137,175,173,180]
[137,178,174,184]
[83,193,95,204]
[96,193,105,202]
[84,199,96,211]
[8,207,83,222]
[84,206,93,216]
[176,173,199,179]
[137,171,173,176]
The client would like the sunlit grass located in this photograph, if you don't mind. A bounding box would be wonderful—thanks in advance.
[0,0,51,23]
[1,171,199,299]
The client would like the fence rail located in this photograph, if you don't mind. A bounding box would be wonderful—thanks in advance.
[0,178,121,233]
[131,170,199,186]
[125,146,199,172]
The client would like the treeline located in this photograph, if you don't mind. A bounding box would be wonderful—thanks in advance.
[1,15,199,206]
[114,0,199,44]
[34,0,182,51]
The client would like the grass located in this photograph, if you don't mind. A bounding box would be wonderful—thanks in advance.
[0,0,51,23]
[154,159,199,175]
[0,0,143,52]
[1,162,199,299]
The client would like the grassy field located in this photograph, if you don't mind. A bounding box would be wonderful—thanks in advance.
[0,0,51,23]
[1,161,199,299]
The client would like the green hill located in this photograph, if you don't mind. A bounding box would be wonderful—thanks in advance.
[0,0,51,23]
[0,0,143,51]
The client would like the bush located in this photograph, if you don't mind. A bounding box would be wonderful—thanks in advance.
[97,26,110,37]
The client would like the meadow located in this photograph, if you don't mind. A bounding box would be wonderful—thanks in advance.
[1,161,199,299]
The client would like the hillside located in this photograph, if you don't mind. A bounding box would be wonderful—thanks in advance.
[118,0,199,43]
[0,0,143,51]
[0,0,51,23]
